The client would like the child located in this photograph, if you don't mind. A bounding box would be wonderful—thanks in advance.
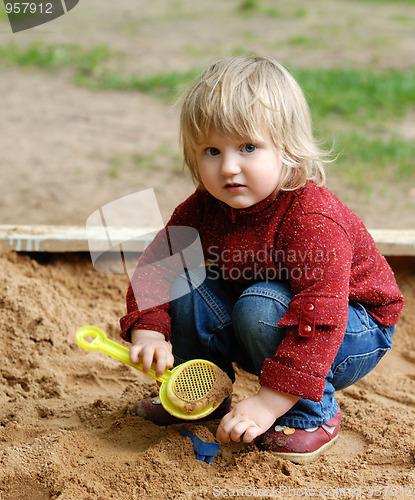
[120,56,404,464]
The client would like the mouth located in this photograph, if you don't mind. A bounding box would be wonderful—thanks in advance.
[225,182,245,191]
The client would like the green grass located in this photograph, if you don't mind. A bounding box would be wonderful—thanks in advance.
[0,42,201,100]
[238,0,261,13]
[285,35,311,46]
[293,67,415,127]
[332,134,415,187]
[0,43,111,73]
[77,68,202,101]
[237,0,306,18]
[289,67,415,187]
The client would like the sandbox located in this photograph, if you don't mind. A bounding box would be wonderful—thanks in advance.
[0,227,414,499]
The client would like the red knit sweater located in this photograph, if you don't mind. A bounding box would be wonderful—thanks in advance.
[120,182,404,401]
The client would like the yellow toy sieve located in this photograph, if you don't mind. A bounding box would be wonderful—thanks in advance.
[75,326,232,420]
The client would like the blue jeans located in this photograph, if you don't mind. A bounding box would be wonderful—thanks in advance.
[169,266,395,428]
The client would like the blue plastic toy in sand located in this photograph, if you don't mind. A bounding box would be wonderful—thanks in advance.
[180,426,220,463]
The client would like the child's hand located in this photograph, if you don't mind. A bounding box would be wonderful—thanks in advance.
[216,387,299,444]
[129,329,174,378]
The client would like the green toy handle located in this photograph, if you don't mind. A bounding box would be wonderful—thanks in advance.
[75,325,171,383]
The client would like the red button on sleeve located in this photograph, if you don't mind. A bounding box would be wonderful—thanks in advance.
[302,324,312,335]
[304,303,315,312]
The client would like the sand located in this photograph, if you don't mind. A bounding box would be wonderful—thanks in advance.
[0,252,414,499]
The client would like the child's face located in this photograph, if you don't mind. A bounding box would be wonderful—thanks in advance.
[195,130,283,209]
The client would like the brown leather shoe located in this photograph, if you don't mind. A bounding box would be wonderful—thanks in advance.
[133,395,232,426]
[258,409,341,464]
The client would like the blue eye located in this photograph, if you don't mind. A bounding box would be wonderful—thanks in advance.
[242,144,256,153]
[206,147,220,156]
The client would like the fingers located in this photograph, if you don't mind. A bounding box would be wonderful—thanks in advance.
[216,413,233,443]
[129,342,173,377]
[216,412,261,444]
[242,425,262,443]
[128,344,142,365]
[153,349,174,378]
[129,344,154,371]
[141,345,157,373]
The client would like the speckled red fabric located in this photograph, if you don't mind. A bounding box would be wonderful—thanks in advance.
[120,182,404,401]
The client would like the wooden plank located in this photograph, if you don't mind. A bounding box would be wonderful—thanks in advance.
[368,229,415,257]
[0,225,414,256]
[0,225,154,253]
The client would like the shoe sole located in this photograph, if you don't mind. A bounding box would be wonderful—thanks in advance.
[270,434,338,464]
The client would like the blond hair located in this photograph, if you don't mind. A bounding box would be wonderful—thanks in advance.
[179,55,328,190]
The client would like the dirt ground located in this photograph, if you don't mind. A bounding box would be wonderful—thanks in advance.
[0,1,415,499]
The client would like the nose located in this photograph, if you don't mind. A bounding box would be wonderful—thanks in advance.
[220,152,241,177]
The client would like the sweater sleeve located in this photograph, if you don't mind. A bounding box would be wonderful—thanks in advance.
[259,213,352,401]
[119,190,205,342]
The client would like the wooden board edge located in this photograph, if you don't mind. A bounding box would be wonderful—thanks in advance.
[0,225,414,256]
